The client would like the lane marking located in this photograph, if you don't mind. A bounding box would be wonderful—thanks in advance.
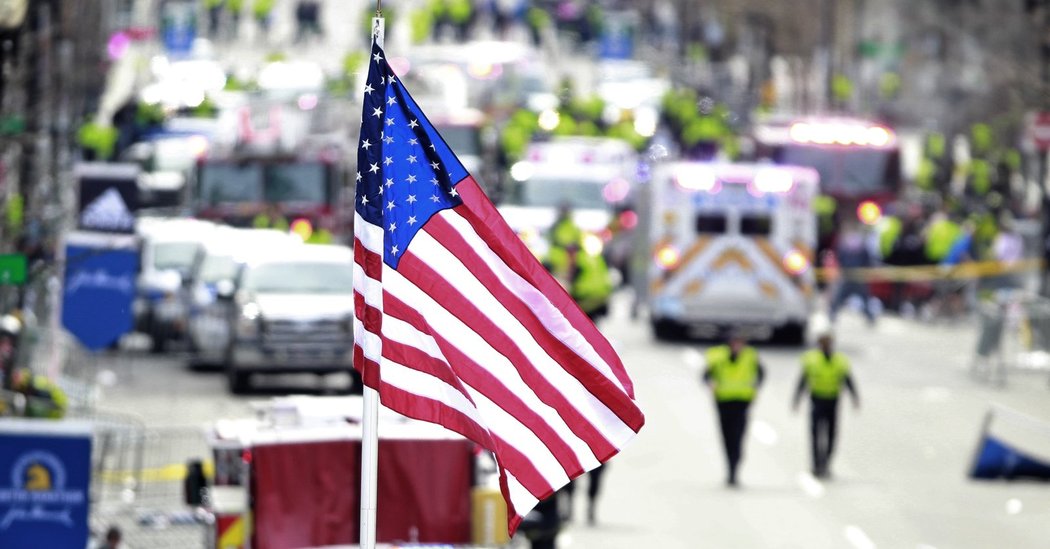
[681,348,704,374]
[751,420,779,446]
[844,525,876,549]
[1006,498,1023,515]
[796,472,825,499]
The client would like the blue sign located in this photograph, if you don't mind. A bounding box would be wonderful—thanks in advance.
[62,239,139,351]
[970,434,1050,480]
[0,422,92,549]
[160,1,197,56]
[598,18,634,60]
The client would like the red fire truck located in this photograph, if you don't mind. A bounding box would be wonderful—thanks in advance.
[202,396,507,549]
[193,148,350,239]
[752,115,902,250]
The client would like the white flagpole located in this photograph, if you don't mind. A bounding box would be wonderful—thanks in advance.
[360,11,384,549]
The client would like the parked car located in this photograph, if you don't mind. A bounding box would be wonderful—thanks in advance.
[183,227,300,367]
[221,244,357,394]
[134,216,217,352]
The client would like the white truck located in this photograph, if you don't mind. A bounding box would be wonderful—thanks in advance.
[642,162,820,343]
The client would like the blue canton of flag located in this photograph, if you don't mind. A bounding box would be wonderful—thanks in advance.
[356,44,467,268]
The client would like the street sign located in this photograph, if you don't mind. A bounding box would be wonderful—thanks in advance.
[159,0,197,56]
[75,163,140,234]
[0,253,26,285]
[61,232,139,351]
[1026,112,1050,151]
[0,419,92,549]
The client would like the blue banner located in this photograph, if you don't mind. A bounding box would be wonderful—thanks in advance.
[0,422,92,549]
[160,1,197,56]
[62,239,139,351]
[970,434,1050,480]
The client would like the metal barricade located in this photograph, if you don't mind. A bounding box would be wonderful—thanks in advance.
[83,409,211,548]
[973,293,1050,387]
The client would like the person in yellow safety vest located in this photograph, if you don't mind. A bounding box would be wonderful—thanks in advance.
[77,122,119,161]
[253,0,275,32]
[545,240,613,320]
[967,157,993,197]
[11,368,68,419]
[916,132,948,194]
[878,72,901,102]
[606,117,647,151]
[446,0,472,40]
[792,328,859,479]
[924,212,960,263]
[831,74,854,110]
[703,331,765,487]
[206,0,225,37]
[876,214,902,261]
[814,194,838,253]
[549,203,583,250]
[970,123,994,158]
[525,6,550,47]
[227,0,244,27]
[305,222,334,244]
[252,204,289,231]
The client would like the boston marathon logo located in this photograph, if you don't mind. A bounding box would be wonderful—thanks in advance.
[0,451,85,529]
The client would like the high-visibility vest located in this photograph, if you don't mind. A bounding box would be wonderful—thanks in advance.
[969,159,992,195]
[545,246,612,314]
[801,350,850,399]
[925,219,960,262]
[252,213,289,231]
[705,345,760,402]
[549,218,583,249]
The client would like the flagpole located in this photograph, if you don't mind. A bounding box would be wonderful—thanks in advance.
[360,11,384,549]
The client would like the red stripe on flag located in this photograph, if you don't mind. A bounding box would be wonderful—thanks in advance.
[354,237,383,280]
[353,344,382,392]
[452,176,636,399]
[395,251,619,460]
[384,294,587,478]
[423,215,645,432]
[373,377,552,503]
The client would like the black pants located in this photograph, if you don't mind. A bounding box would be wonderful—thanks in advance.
[716,401,751,482]
[563,463,606,513]
[810,397,839,475]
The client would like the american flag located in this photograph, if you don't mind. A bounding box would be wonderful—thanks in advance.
[353,41,645,533]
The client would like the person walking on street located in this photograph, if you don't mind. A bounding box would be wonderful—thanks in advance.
[703,331,765,487]
[561,462,606,525]
[793,328,860,479]
[829,221,878,324]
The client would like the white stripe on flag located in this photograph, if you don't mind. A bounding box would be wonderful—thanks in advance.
[353,263,383,308]
[504,471,539,517]
[440,210,626,393]
[355,212,385,255]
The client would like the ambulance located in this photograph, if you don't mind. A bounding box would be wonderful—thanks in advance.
[643,162,819,343]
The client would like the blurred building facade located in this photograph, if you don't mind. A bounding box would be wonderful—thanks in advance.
[0,0,113,313]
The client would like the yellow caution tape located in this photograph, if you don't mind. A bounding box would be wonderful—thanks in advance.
[97,460,215,484]
[816,258,1044,283]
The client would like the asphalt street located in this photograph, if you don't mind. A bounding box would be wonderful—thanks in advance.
[88,291,1050,549]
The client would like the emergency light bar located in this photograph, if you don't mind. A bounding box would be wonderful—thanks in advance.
[674,165,798,195]
[673,165,718,192]
[752,170,794,194]
[788,122,894,147]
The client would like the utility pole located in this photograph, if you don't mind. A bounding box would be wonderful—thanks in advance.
[819,0,836,112]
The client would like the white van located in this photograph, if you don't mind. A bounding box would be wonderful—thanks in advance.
[644,162,819,343]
